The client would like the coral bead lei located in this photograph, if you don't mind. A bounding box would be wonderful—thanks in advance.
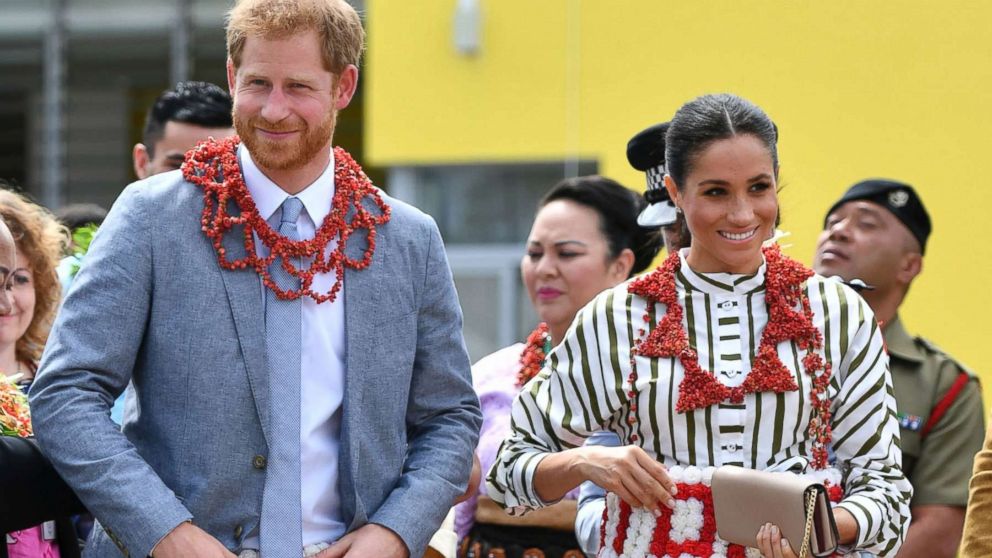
[516,322,551,388]
[627,245,833,469]
[182,136,391,303]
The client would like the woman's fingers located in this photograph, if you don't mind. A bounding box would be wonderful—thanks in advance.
[756,523,797,558]
[635,449,678,498]
[619,464,671,511]
[583,445,677,511]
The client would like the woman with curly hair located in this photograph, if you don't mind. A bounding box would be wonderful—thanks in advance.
[0,186,76,558]
[0,188,66,389]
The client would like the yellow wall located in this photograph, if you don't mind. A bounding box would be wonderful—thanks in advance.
[366,1,992,408]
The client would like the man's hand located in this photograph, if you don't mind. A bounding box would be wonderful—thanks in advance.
[454,453,482,505]
[318,524,409,558]
[151,522,236,558]
[897,504,966,557]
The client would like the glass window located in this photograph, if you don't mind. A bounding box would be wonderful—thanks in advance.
[389,161,596,361]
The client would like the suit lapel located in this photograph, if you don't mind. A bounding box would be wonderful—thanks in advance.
[218,222,271,446]
[341,215,387,529]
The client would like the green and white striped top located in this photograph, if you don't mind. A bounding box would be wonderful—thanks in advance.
[487,250,911,556]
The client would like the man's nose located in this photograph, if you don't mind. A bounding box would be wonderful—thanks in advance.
[260,87,291,123]
[827,218,852,241]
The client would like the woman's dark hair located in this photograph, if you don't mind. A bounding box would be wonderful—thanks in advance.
[665,93,778,189]
[539,175,662,276]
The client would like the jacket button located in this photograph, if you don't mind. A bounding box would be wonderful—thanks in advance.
[234,524,244,539]
[252,455,267,469]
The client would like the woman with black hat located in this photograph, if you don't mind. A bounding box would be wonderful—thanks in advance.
[487,93,911,557]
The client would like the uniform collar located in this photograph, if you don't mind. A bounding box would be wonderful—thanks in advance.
[239,143,336,225]
[883,314,925,363]
[675,248,767,296]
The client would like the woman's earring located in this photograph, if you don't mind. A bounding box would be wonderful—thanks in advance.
[675,206,683,214]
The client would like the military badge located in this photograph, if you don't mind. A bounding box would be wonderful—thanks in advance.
[897,412,923,431]
[888,189,910,208]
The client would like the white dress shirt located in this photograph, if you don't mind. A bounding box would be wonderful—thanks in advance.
[240,144,347,547]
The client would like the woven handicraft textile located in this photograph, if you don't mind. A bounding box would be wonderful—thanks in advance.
[597,466,843,558]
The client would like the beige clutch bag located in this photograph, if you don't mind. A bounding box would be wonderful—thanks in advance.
[711,466,839,558]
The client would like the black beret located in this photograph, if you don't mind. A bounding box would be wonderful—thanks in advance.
[825,179,931,253]
[626,122,676,226]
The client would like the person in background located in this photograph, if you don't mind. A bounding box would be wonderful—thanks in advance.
[456,175,663,558]
[960,421,992,557]
[54,204,107,236]
[132,80,234,179]
[572,122,692,557]
[814,179,985,558]
[0,188,78,558]
[54,203,107,294]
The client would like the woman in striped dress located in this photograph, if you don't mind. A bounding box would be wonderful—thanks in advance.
[486,94,911,558]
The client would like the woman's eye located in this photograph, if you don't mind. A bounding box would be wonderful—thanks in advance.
[558,251,579,259]
[526,251,542,261]
[750,182,771,192]
[13,274,30,285]
[703,188,725,196]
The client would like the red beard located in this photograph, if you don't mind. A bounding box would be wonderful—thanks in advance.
[233,108,336,171]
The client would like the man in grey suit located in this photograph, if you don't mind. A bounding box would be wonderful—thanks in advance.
[29,1,481,557]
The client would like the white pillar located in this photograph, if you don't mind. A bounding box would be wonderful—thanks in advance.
[41,0,66,209]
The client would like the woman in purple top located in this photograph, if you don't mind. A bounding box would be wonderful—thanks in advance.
[455,175,663,558]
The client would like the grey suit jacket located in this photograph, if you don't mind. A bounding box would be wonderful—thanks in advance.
[29,169,482,558]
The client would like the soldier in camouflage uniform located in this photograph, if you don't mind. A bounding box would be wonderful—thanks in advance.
[814,179,985,558]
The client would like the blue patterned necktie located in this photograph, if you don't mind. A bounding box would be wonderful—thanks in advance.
[260,196,304,557]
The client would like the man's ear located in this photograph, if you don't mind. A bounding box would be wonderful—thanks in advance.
[133,143,150,179]
[333,64,359,110]
[896,252,923,286]
[226,58,236,94]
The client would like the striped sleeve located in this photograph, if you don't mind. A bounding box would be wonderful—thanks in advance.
[830,296,912,555]
[485,288,633,513]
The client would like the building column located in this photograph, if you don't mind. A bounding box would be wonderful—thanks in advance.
[41,0,66,209]
[170,0,192,85]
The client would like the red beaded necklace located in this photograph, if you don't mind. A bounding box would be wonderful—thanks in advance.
[627,245,833,469]
[182,136,391,303]
[516,322,551,388]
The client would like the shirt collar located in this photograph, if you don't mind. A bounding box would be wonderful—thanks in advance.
[883,314,925,363]
[239,144,335,225]
[675,248,767,296]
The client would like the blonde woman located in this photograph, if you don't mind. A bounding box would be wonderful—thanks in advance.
[0,187,74,558]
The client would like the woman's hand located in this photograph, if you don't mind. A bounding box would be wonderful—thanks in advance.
[756,523,798,558]
[574,445,678,512]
